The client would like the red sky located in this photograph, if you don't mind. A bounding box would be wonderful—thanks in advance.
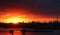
[0,0,59,23]
[0,8,58,23]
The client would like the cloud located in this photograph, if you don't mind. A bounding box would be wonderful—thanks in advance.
[0,0,60,17]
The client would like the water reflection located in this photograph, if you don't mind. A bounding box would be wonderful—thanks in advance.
[0,31,49,35]
[14,31,22,35]
[0,29,53,35]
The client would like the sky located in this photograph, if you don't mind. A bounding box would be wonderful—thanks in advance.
[0,0,60,23]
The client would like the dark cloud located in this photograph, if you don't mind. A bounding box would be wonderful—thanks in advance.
[0,0,60,17]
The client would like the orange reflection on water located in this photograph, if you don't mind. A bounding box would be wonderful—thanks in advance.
[14,31,22,35]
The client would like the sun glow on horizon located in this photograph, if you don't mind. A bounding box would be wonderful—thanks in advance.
[0,15,58,23]
[0,14,59,23]
[3,17,25,24]
[0,9,59,23]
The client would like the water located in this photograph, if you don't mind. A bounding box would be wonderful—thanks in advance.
[0,28,60,35]
[0,31,51,35]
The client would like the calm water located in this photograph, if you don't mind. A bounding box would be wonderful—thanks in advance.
[0,28,60,35]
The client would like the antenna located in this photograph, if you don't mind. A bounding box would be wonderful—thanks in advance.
[55,15,58,23]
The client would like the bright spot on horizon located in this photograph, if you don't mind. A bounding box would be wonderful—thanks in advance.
[0,9,59,23]
[10,18,21,23]
[4,17,24,24]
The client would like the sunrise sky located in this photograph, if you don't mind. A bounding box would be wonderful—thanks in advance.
[0,0,60,23]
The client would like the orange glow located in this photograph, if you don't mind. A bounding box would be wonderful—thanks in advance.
[2,15,29,23]
[6,18,22,23]
[0,9,59,23]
